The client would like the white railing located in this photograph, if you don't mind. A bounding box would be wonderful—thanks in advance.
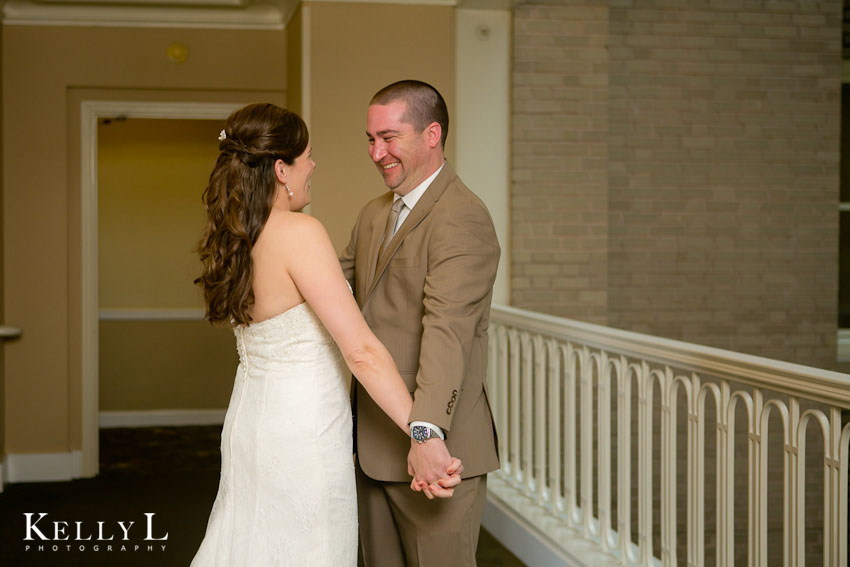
[485,305,850,567]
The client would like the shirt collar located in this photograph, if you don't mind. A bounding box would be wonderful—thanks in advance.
[394,163,445,210]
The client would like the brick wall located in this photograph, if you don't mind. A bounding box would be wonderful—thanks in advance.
[511,0,842,371]
[511,2,840,564]
[512,2,610,324]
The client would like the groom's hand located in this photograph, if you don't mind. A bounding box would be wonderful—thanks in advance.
[407,440,462,499]
[413,457,463,499]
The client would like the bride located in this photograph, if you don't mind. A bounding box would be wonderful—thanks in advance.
[190,103,462,566]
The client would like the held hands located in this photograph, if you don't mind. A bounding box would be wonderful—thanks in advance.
[407,439,464,499]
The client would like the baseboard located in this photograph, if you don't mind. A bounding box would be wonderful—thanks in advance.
[3,413,224,484]
[99,409,226,428]
[5,450,84,483]
[482,487,576,567]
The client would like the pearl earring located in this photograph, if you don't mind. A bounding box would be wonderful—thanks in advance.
[281,168,293,198]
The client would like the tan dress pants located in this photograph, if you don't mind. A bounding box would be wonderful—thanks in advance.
[355,459,488,567]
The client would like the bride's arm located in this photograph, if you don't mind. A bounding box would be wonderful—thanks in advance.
[281,214,412,434]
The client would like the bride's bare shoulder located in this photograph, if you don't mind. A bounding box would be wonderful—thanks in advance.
[263,210,331,244]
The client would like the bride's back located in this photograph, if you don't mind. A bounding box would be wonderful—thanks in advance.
[248,207,312,324]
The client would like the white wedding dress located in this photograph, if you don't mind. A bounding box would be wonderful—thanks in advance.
[191,302,357,567]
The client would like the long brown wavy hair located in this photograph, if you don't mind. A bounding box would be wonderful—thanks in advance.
[195,103,308,326]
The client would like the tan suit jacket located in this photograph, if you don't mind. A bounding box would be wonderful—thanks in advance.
[340,163,500,482]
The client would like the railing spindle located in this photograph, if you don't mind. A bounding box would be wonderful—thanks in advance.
[639,362,654,566]
[580,346,593,536]
[618,359,634,563]
[548,340,562,516]
[534,336,547,506]
[598,352,612,550]
[496,327,509,475]
[521,333,533,494]
[565,343,578,526]
[508,328,521,487]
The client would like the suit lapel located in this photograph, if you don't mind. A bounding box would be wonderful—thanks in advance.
[364,193,394,294]
[366,163,455,300]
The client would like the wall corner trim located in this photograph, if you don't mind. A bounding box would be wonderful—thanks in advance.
[5,451,85,483]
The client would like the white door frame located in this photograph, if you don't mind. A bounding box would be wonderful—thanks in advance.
[80,100,241,477]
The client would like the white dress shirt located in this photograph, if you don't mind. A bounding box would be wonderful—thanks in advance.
[391,163,444,236]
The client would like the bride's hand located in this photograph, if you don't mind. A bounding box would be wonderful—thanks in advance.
[442,457,464,483]
[409,457,463,499]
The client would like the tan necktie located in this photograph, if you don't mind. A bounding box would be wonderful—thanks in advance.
[378,198,405,263]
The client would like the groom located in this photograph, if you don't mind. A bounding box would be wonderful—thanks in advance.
[340,80,500,567]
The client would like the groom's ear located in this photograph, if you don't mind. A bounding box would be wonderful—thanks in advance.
[424,122,442,149]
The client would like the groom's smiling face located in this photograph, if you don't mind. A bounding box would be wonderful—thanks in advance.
[366,100,433,196]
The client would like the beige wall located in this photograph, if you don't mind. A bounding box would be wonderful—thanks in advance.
[97,118,237,410]
[455,8,511,304]
[100,321,236,410]
[305,1,455,251]
[3,25,286,454]
[98,118,215,310]
[285,4,304,119]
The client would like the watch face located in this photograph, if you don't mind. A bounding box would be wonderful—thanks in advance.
[411,426,428,441]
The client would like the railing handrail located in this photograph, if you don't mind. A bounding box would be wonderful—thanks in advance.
[491,304,850,409]
[0,325,22,339]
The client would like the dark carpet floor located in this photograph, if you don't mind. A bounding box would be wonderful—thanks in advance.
[0,426,525,567]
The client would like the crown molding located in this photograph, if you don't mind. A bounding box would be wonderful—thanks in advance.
[302,0,522,6]
[2,0,287,28]
[305,0,455,4]
[0,0,519,30]
[458,0,520,7]
[40,0,246,5]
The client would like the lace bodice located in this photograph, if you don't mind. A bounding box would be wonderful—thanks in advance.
[235,303,338,373]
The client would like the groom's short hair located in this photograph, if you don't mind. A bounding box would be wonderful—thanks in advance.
[371,80,449,149]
